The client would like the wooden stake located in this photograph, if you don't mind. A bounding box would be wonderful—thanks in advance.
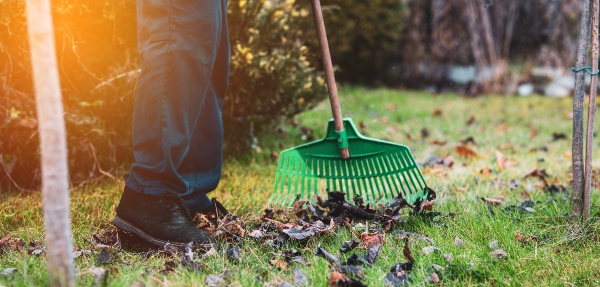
[25,0,75,286]
[583,0,599,220]
[572,0,592,217]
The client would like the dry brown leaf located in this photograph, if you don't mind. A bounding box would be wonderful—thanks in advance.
[455,145,478,158]
[481,197,502,205]
[466,115,476,125]
[496,150,506,170]
[360,232,385,248]
[498,143,514,150]
[432,109,443,117]
[456,184,470,192]
[480,167,491,177]
[427,167,447,176]
[442,156,454,168]
[563,151,572,158]
[529,128,539,138]
[270,259,288,269]
[327,271,350,287]
[386,103,396,111]
[358,121,368,132]
[520,191,531,201]
[420,200,435,212]
[403,239,415,262]
[523,168,548,179]
[496,123,509,135]
[514,231,527,243]
[429,140,447,146]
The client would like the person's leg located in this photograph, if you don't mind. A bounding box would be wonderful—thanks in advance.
[115,0,228,247]
[126,0,225,204]
[179,0,230,214]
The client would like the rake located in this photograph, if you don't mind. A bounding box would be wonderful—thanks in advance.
[269,0,430,206]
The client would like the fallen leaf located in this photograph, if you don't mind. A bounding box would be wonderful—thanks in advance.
[95,248,112,265]
[552,132,567,141]
[490,249,508,259]
[455,145,478,158]
[460,136,476,145]
[226,247,241,263]
[496,150,506,170]
[496,123,509,135]
[421,128,430,139]
[489,240,498,249]
[386,103,396,111]
[429,140,447,146]
[346,254,370,266]
[523,168,549,180]
[529,128,539,138]
[315,247,341,266]
[480,167,491,177]
[443,253,454,263]
[360,232,385,248]
[269,259,288,269]
[358,121,368,132]
[340,240,359,253]
[327,271,367,287]
[205,274,227,287]
[454,237,464,246]
[480,197,502,205]
[294,268,308,287]
[432,109,443,116]
[466,115,476,125]
[421,246,439,255]
[333,265,365,279]
[419,200,435,212]
[270,152,279,162]
[403,239,415,262]
[0,268,18,278]
[282,228,315,241]
[442,156,454,167]
[366,244,382,264]
[386,262,413,287]
[431,273,441,283]
[520,191,531,201]
[514,231,527,243]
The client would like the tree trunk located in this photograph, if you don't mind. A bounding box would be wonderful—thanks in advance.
[464,0,490,91]
[25,0,75,286]
[583,0,599,220]
[572,0,592,217]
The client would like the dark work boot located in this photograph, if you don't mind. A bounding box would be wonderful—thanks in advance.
[113,186,215,249]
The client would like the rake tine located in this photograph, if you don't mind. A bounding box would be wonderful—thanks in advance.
[372,156,390,202]
[332,159,338,192]
[376,156,395,202]
[400,152,420,203]
[384,154,403,199]
[349,159,360,200]
[400,151,423,202]
[298,158,307,201]
[364,158,378,204]
[313,159,319,199]
[391,152,412,202]
[281,156,296,206]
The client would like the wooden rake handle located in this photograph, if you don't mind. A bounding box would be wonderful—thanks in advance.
[310,0,350,159]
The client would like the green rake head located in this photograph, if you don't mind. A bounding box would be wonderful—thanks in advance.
[270,118,429,206]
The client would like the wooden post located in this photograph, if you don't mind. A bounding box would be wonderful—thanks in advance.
[572,0,592,217]
[583,0,599,220]
[25,0,75,286]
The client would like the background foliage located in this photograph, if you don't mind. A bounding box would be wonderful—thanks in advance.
[0,0,587,189]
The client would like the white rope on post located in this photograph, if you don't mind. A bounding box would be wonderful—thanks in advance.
[25,0,75,286]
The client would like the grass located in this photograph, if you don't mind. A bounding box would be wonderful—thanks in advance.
[2,87,600,286]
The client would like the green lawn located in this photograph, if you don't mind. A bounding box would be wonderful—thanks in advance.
[1,87,600,286]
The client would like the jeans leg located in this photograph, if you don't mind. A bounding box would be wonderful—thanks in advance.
[126,0,228,211]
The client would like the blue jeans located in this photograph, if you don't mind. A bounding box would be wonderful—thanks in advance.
[126,0,230,214]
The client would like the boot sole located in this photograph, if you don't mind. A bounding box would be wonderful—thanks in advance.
[113,215,214,249]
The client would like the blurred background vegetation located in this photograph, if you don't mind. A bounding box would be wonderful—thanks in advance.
[0,0,585,189]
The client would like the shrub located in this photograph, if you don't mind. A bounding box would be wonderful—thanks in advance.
[0,0,326,189]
